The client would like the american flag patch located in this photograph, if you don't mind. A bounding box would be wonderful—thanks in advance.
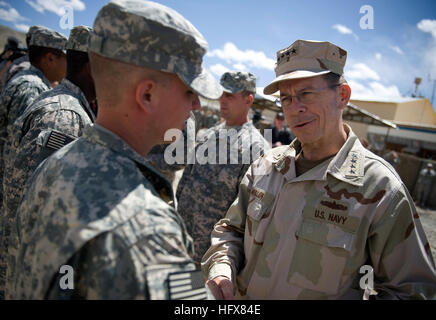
[45,130,75,150]
[168,270,207,300]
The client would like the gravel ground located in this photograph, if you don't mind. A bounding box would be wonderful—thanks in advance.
[417,206,436,260]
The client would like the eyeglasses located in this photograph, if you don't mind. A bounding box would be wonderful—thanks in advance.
[278,84,341,108]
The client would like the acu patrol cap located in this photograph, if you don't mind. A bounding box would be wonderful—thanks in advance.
[264,40,347,95]
[220,71,256,94]
[88,0,222,100]
[66,26,92,53]
[26,25,67,52]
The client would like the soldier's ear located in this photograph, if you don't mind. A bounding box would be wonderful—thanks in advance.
[245,93,254,106]
[337,84,351,110]
[135,79,156,113]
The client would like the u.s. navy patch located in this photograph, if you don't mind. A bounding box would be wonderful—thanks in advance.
[302,197,360,233]
[167,270,207,300]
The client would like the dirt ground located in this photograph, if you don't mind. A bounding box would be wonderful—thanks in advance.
[417,206,436,260]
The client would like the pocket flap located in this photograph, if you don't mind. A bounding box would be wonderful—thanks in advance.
[296,219,354,251]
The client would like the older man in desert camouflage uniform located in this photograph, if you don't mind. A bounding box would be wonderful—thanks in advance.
[0,26,96,300]
[203,40,436,299]
[11,0,222,300]
[176,71,270,265]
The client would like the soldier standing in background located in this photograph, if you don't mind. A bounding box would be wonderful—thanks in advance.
[416,163,436,208]
[176,71,270,265]
[202,40,436,299]
[0,26,96,300]
[0,26,67,298]
[0,26,67,206]
[11,0,221,300]
[271,111,294,147]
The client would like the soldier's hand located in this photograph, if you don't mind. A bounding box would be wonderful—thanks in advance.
[206,276,234,300]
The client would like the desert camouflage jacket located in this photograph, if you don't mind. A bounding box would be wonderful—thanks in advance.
[12,124,196,299]
[202,125,436,299]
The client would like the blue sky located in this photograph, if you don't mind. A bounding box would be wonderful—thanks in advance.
[1,0,436,109]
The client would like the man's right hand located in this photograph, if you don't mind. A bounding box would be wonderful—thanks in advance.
[206,276,234,300]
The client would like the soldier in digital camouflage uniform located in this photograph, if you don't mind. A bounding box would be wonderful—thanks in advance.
[0,26,96,300]
[11,0,222,300]
[0,55,30,94]
[176,71,270,265]
[202,40,436,300]
[0,25,67,299]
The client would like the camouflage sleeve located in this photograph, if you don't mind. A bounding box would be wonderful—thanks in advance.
[4,109,85,209]
[7,81,46,129]
[201,167,253,286]
[45,217,198,300]
[368,187,436,299]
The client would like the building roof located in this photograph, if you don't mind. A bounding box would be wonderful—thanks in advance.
[344,103,397,129]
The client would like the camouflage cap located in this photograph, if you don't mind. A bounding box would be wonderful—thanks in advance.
[220,71,256,94]
[26,25,67,52]
[264,40,347,95]
[66,25,92,53]
[89,0,222,100]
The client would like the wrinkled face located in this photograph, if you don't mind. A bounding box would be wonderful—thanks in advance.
[219,91,250,125]
[155,74,201,137]
[278,76,342,146]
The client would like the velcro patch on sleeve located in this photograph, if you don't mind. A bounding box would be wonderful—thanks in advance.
[167,270,207,300]
[44,130,75,150]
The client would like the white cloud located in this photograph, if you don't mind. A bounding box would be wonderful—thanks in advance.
[390,45,404,55]
[375,53,382,61]
[345,63,380,81]
[232,63,247,71]
[25,0,85,16]
[332,24,359,40]
[209,63,230,77]
[14,23,30,32]
[417,19,436,40]
[0,2,28,23]
[332,24,353,35]
[349,79,402,100]
[207,42,275,70]
[416,19,436,79]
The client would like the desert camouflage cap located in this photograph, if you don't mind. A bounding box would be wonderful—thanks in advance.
[220,71,256,94]
[66,25,92,52]
[88,0,222,100]
[264,40,347,95]
[26,25,67,52]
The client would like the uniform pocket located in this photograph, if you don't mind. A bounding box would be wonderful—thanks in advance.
[246,190,275,245]
[288,219,354,295]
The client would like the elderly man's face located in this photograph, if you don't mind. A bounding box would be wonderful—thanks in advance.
[278,75,343,146]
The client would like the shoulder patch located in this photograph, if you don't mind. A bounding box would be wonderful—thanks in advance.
[167,270,207,300]
[43,130,75,150]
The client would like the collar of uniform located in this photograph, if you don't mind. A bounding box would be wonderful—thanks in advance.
[208,120,254,141]
[60,78,95,122]
[326,124,365,187]
[270,124,365,186]
[28,64,52,89]
[82,124,165,178]
[82,123,176,204]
